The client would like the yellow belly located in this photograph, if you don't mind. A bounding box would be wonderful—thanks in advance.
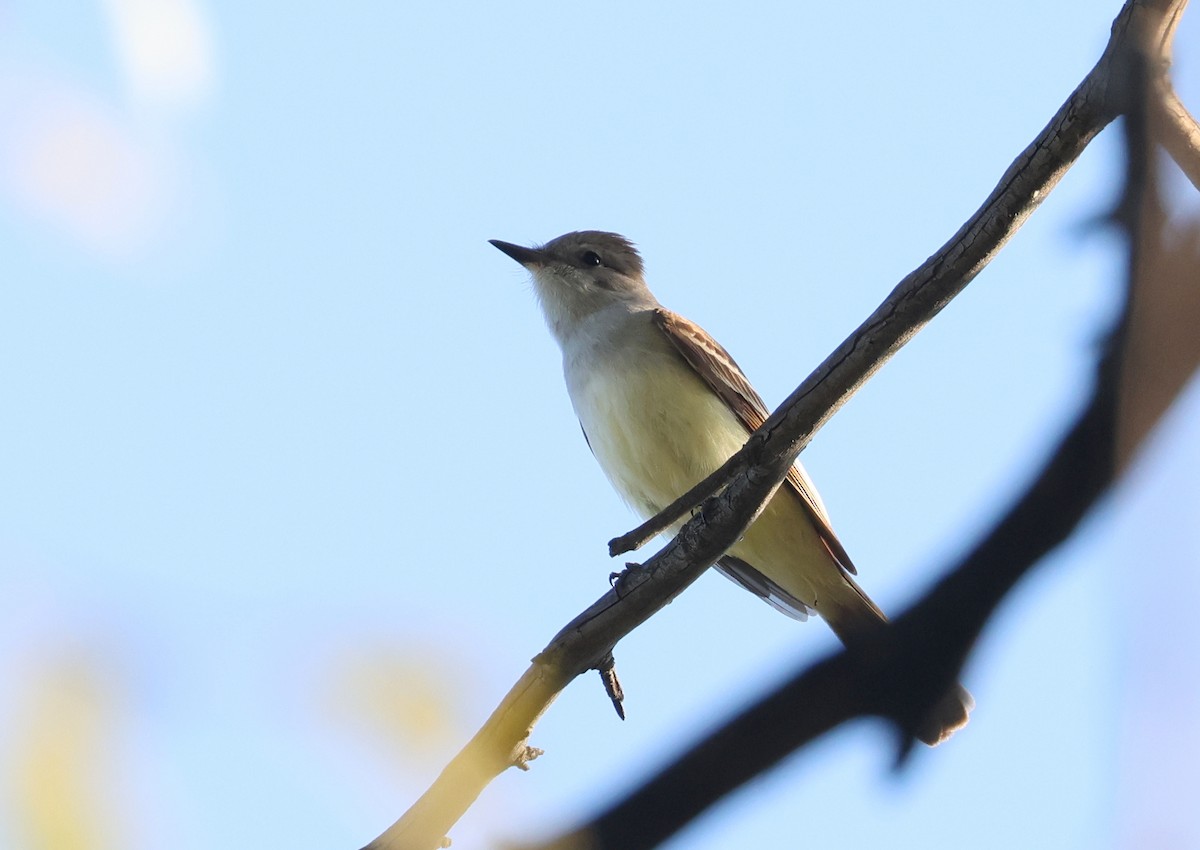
[571,348,837,609]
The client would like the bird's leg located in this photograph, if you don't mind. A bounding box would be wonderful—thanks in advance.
[608,562,643,596]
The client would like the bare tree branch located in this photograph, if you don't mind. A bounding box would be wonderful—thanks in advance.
[512,8,1198,850]
[359,2,1190,848]
[1118,125,1200,465]
[1152,81,1200,191]
[1131,0,1200,191]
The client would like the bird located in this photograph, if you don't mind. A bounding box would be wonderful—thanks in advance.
[490,230,971,744]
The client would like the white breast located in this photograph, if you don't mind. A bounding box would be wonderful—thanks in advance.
[563,326,749,522]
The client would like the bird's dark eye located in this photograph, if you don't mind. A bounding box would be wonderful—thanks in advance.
[580,250,602,267]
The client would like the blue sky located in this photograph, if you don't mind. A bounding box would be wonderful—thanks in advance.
[1,2,1198,849]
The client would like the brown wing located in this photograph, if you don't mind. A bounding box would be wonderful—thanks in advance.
[652,308,859,576]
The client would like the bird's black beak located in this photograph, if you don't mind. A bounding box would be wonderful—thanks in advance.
[489,239,547,268]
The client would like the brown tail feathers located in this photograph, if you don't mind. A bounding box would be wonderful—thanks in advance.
[822,575,973,747]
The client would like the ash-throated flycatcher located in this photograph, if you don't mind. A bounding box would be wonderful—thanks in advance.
[491,231,971,744]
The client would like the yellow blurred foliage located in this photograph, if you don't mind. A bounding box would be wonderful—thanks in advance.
[326,646,465,771]
[8,650,126,850]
